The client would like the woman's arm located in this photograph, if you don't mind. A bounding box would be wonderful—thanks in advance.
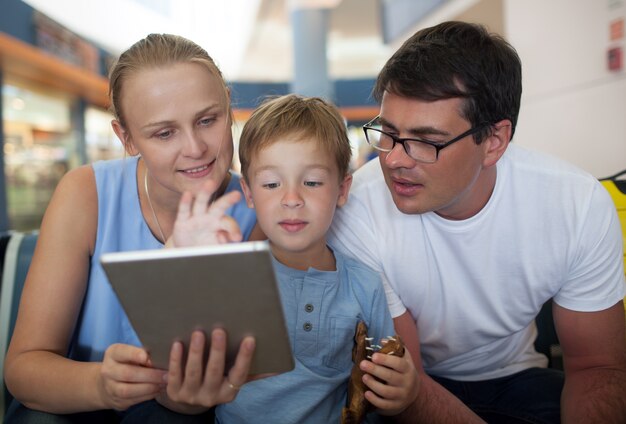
[4,166,165,413]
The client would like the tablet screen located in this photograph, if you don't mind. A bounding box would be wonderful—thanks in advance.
[100,241,294,375]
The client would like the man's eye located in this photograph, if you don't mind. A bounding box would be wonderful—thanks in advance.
[410,138,438,145]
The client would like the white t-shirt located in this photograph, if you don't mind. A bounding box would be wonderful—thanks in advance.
[329,144,625,380]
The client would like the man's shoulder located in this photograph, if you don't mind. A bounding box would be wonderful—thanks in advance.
[503,144,600,194]
[506,144,595,180]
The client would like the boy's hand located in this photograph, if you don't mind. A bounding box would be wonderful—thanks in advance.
[360,348,420,416]
[170,179,243,247]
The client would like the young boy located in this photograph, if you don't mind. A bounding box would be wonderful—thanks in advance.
[171,94,418,423]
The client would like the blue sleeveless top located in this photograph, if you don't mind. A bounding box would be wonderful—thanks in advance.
[68,156,256,362]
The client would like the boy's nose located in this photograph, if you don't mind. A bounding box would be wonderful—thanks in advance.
[281,188,304,208]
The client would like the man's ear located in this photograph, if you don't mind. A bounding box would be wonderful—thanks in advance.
[482,119,511,168]
[240,177,255,208]
[336,173,353,208]
[111,119,138,156]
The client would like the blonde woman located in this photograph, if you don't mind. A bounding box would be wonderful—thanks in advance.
[5,34,261,422]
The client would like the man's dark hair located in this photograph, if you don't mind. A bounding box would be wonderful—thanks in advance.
[373,21,522,142]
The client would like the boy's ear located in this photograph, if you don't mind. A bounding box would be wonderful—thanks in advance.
[239,177,255,208]
[111,120,138,156]
[336,173,352,208]
[481,119,511,168]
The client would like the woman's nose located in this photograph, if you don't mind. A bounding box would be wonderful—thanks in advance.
[182,131,208,158]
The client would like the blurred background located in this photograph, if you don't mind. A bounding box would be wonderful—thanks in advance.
[0,0,625,231]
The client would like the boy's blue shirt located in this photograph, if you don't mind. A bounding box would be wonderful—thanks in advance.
[216,247,395,424]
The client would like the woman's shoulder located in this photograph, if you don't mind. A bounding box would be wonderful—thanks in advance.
[91,157,137,183]
[40,164,98,253]
[55,164,97,198]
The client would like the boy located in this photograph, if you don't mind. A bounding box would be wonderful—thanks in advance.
[170,94,418,423]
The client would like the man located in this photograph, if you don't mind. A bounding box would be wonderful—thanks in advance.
[329,21,626,423]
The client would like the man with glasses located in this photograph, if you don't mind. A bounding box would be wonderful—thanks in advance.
[329,21,625,423]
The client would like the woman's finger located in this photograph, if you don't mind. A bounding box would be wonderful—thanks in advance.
[192,186,214,217]
[225,336,256,390]
[166,341,185,391]
[216,216,243,243]
[104,344,166,384]
[202,328,228,386]
[207,191,242,220]
[182,330,208,389]
[176,191,193,221]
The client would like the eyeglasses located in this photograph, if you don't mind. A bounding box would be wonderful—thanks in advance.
[363,116,488,164]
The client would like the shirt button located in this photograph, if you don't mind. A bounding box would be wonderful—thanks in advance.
[303,322,313,332]
[305,304,314,313]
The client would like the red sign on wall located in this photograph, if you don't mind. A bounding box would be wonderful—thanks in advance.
[608,47,623,71]
[610,18,624,41]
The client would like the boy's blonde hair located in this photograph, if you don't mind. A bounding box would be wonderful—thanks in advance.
[238,94,352,180]
[108,33,230,127]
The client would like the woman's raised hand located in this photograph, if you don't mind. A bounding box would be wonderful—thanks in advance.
[170,179,243,247]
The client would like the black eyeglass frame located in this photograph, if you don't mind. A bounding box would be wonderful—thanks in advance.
[363,116,490,163]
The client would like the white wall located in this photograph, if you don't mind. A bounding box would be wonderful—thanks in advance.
[505,0,626,178]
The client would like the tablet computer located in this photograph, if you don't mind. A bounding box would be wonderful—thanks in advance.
[100,241,294,375]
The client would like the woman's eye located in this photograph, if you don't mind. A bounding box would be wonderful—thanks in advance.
[199,117,215,126]
[155,130,173,140]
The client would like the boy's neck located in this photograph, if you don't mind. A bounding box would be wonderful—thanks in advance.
[270,242,336,271]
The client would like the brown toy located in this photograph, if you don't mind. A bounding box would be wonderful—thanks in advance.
[340,321,405,424]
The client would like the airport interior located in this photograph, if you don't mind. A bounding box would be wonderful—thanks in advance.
[0,0,625,422]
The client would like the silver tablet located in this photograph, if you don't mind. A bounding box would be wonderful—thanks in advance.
[100,241,294,375]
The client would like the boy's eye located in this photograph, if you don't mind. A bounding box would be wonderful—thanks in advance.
[262,182,280,189]
[304,181,322,187]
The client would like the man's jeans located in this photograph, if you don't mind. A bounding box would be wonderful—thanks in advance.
[431,367,564,424]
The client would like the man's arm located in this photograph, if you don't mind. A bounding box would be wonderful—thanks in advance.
[392,312,485,423]
[554,300,626,423]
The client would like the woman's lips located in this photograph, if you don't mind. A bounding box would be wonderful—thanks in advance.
[179,163,211,178]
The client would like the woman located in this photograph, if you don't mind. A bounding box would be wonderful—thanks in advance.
[4,33,259,422]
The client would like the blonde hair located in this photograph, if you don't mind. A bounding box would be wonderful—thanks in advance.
[108,33,230,126]
[239,94,351,180]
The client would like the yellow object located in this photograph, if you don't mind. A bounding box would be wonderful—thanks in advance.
[600,172,626,311]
